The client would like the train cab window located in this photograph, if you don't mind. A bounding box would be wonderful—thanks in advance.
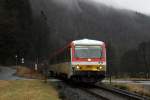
[75,46,102,58]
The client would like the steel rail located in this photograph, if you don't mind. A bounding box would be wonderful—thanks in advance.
[96,84,150,100]
[61,81,150,100]
[80,88,110,100]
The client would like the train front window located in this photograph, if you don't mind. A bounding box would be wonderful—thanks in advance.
[75,46,102,58]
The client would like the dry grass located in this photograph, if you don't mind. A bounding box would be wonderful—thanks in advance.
[16,66,44,79]
[126,84,150,97]
[0,80,59,100]
[113,83,150,97]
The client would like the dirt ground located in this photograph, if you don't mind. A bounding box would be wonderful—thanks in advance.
[0,80,59,100]
[0,66,60,100]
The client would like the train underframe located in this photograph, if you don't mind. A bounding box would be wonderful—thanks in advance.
[70,71,105,83]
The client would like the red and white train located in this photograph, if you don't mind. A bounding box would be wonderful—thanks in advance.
[48,39,106,83]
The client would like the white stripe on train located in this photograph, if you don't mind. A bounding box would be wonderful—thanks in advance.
[71,62,106,65]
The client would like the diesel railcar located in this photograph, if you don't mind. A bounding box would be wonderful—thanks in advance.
[48,39,106,83]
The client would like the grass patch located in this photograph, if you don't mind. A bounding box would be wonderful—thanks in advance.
[113,84,129,90]
[16,66,44,79]
[112,83,150,97]
[51,82,67,100]
[59,91,66,100]
[0,80,59,100]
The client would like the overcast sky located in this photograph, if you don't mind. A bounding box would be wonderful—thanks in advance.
[94,0,150,15]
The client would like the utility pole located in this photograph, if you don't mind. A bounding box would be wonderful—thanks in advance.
[21,58,24,65]
[15,55,18,66]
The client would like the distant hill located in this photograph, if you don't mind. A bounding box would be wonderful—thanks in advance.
[30,0,150,50]
[29,0,150,73]
[1,0,150,74]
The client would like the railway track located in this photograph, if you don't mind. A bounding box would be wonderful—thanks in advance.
[80,87,110,100]
[98,84,150,100]
[80,83,150,100]
[60,80,150,100]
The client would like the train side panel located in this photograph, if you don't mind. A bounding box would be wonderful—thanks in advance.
[49,62,73,78]
[48,39,106,83]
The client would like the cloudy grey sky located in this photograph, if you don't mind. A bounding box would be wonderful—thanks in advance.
[94,0,150,15]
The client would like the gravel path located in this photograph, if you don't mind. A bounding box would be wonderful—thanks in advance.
[0,66,104,100]
[54,81,104,100]
[0,66,26,80]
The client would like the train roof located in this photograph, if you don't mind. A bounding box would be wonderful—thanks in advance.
[72,39,104,45]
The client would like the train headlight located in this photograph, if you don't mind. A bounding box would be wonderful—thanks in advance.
[76,66,80,69]
[72,65,81,70]
[99,66,103,69]
[97,66,103,70]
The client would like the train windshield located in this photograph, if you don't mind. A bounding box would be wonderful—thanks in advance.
[75,46,102,58]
